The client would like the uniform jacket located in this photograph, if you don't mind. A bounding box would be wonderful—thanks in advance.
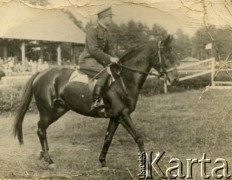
[79,23,114,76]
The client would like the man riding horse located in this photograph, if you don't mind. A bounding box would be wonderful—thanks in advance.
[78,7,119,111]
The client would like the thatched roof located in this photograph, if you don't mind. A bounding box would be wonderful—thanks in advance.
[0,1,85,44]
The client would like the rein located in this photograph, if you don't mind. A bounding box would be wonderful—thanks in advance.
[117,63,161,77]
[116,41,163,77]
[117,63,176,77]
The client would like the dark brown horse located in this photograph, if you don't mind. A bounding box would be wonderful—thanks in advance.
[14,35,178,168]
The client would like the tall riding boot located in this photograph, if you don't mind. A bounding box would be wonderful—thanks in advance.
[91,85,102,111]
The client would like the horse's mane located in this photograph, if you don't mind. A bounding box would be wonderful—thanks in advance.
[119,41,159,63]
[119,45,146,63]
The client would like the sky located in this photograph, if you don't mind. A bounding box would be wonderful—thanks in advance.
[46,0,232,36]
[1,0,232,36]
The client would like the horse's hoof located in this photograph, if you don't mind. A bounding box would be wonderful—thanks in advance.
[38,152,44,160]
[48,163,56,170]
[100,160,107,167]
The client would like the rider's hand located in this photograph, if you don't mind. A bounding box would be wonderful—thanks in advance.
[110,57,119,64]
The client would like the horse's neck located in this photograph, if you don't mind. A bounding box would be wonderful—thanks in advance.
[121,56,152,92]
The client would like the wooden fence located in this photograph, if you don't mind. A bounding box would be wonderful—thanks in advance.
[178,57,232,89]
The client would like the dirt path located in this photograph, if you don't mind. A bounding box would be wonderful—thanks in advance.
[0,112,137,179]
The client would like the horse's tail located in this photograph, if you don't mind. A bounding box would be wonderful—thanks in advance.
[13,72,40,145]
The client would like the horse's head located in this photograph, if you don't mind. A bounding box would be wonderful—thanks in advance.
[151,35,179,84]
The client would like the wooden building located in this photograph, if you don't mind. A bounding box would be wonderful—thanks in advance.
[0,1,85,66]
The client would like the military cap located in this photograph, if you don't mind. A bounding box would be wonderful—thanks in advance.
[97,7,113,19]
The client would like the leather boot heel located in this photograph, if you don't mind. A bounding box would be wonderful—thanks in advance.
[91,85,102,111]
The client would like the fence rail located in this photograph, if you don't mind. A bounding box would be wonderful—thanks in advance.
[178,58,214,82]
[178,58,232,89]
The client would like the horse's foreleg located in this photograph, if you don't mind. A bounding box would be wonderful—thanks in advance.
[99,117,119,167]
[120,109,145,152]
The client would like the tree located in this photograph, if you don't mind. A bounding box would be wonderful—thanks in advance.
[214,27,232,60]
[191,25,232,60]
[120,20,149,49]
[172,28,192,60]
[109,20,150,55]
[191,26,214,60]
[148,24,168,42]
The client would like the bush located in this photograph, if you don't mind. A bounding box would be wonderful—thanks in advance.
[169,75,211,93]
[140,78,165,96]
[141,72,232,96]
[0,86,21,112]
[0,85,37,112]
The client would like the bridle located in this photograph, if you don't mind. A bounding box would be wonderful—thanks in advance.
[157,41,177,75]
[117,41,176,77]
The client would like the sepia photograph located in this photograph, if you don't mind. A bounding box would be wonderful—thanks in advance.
[0,0,232,179]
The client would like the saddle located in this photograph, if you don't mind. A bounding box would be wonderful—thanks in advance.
[69,67,128,96]
[68,69,113,116]
[69,69,97,93]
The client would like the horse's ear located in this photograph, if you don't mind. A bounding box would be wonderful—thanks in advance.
[164,34,173,46]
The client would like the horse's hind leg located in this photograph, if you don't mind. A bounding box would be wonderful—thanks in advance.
[37,106,68,165]
[99,117,119,167]
[37,121,53,164]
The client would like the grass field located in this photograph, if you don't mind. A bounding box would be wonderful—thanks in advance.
[0,89,232,179]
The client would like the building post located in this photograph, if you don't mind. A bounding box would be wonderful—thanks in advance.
[3,40,7,61]
[21,41,26,70]
[211,58,215,87]
[39,42,44,62]
[71,43,75,64]
[164,80,168,94]
[57,43,61,65]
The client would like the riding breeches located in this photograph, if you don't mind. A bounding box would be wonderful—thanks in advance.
[96,69,110,87]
